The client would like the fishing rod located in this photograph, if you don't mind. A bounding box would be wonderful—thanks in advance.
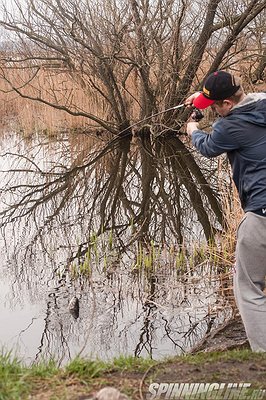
[114,103,203,139]
[82,104,203,158]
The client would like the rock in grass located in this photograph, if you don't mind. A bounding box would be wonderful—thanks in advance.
[95,387,129,400]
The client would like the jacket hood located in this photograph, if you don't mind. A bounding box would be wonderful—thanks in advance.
[230,93,266,127]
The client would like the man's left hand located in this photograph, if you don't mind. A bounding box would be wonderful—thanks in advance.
[186,121,199,137]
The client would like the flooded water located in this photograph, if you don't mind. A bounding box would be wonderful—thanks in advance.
[0,131,233,366]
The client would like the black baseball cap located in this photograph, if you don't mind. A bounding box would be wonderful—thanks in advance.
[193,71,240,109]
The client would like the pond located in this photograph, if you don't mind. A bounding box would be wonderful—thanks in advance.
[0,131,233,366]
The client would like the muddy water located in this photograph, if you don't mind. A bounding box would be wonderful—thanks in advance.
[0,132,232,366]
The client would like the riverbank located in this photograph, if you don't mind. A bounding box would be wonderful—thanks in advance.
[1,346,266,399]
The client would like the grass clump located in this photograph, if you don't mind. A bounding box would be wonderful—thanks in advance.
[65,355,156,381]
[0,352,60,400]
[112,355,156,373]
[1,348,265,399]
[65,358,108,381]
[0,351,29,400]
[29,359,59,378]
[183,348,266,364]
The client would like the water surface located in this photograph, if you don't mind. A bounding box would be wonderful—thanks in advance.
[0,132,232,365]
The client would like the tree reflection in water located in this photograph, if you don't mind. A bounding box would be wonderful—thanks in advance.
[0,133,232,365]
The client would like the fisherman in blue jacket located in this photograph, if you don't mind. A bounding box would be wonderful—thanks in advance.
[185,70,266,352]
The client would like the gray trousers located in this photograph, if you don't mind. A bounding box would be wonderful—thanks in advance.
[234,212,266,352]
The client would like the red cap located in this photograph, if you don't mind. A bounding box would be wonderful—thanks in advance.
[193,95,215,109]
[192,71,240,109]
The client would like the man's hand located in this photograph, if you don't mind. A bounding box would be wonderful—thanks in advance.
[184,92,201,107]
[185,92,202,136]
[186,121,199,137]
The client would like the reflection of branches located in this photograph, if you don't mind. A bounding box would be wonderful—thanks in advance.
[134,274,158,358]
[0,129,223,263]
[19,317,38,337]
[35,284,82,365]
[35,293,59,363]
[0,133,130,226]
[161,316,184,352]
[134,302,156,358]
[183,313,216,348]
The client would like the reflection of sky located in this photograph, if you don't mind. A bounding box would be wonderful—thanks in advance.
[0,258,231,366]
[0,280,45,364]
[0,133,233,365]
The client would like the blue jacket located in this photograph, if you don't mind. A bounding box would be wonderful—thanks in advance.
[192,93,266,211]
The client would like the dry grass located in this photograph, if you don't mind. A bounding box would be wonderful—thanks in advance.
[0,66,141,135]
[0,72,100,134]
[0,57,264,136]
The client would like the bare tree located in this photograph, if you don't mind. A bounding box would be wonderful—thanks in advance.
[0,0,265,260]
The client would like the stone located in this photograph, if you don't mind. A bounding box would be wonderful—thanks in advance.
[95,387,129,400]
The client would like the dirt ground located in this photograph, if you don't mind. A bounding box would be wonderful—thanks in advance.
[29,316,266,400]
[32,352,266,400]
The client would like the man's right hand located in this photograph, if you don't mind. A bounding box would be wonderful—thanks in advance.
[184,92,201,107]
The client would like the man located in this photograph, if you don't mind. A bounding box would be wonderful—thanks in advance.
[185,70,266,352]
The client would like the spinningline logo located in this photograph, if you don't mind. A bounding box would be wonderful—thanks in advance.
[146,382,266,399]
